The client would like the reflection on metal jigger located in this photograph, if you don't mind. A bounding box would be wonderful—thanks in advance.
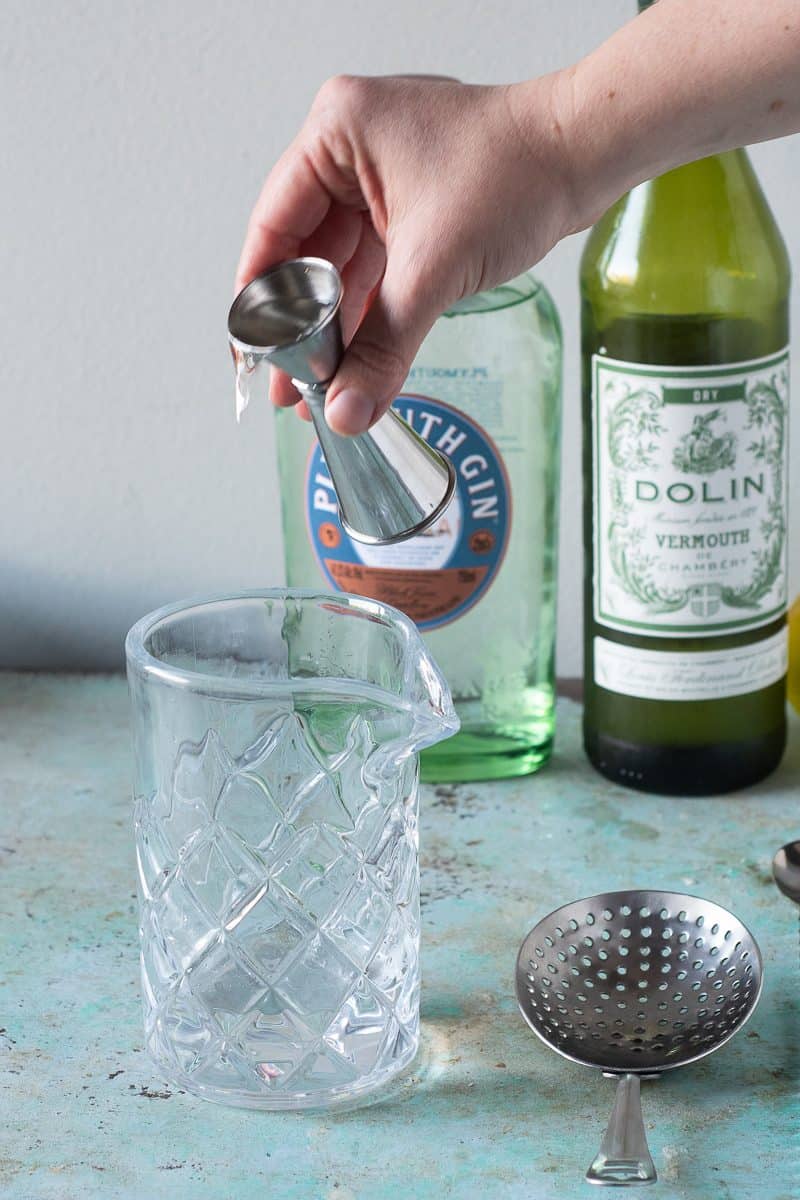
[228,257,456,545]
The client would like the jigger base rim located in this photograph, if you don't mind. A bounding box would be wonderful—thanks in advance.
[340,458,458,546]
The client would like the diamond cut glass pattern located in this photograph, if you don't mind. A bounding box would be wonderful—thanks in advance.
[126,592,457,1108]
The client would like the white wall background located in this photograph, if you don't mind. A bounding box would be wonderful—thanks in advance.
[2,1,798,673]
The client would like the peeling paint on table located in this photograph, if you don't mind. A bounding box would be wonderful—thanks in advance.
[1,673,798,1200]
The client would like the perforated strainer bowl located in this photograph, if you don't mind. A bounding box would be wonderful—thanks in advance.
[515,890,763,1186]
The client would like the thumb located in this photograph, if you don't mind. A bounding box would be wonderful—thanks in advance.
[324,254,447,436]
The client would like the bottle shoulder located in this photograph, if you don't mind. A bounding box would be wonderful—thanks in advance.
[580,151,790,315]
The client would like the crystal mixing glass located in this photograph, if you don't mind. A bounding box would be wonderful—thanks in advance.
[126,590,458,1109]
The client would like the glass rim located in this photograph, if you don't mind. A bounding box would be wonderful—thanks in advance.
[124,587,420,699]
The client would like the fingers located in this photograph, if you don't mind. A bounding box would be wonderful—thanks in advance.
[324,249,448,436]
[338,219,386,343]
[235,142,332,293]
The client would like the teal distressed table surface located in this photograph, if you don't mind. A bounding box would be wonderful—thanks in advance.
[1,673,798,1200]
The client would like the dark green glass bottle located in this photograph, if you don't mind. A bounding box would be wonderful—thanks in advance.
[580,147,790,795]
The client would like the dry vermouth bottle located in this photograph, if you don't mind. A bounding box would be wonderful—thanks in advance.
[276,274,562,782]
[581,133,790,795]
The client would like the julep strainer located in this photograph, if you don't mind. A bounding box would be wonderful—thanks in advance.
[515,890,763,1186]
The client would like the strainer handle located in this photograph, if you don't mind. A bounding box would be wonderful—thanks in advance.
[585,1073,657,1187]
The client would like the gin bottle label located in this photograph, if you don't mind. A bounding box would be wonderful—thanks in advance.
[305,393,511,630]
[592,349,789,698]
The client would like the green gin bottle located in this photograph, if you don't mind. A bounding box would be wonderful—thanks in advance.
[581,137,790,794]
[276,273,562,782]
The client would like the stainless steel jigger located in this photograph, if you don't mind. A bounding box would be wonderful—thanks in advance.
[515,890,763,1187]
[228,257,456,545]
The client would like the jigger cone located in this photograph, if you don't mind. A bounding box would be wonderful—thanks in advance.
[228,257,456,545]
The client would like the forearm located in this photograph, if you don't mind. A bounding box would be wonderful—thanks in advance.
[522,0,800,230]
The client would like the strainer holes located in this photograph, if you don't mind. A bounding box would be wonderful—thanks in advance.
[535,947,545,958]
[602,909,614,920]
[594,1006,604,1014]
[639,962,650,972]
[672,992,683,1001]
[698,992,708,1002]
[544,936,554,947]
[659,908,670,920]
[666,1046,681,1057]
[662,928,673,939]
[641,946,651,957]
[634,1026,647,1034]
[581,956,592,968]
[547,964,558,974]
[676,971,687,981]
[705,970,716,980]
[617,967,627,976]
[568,944,578,955]
[615,983,626,992]
[693,960,703,970]
[617,1001,627,1010]
[678,910,687,922]
[601,930,612,942]
[541,978,552,988]
[557,951,567,963]
[652,1042,664,1052]
[726,967,736,977]
[709,946,720,957]
[715,996,725,1006]
[696,916,705,928]
[673,1020,685,1030]
[641,926,653,938]
[585,980,595,989]
[677,951,689,962]
[619,946,630,957]
[555,992,565,1001]
[661,947,672,958]
[698,1008,709,1018]
[711,923,719,935]
[568,918,579,931]
[577,993,588,1002]
[658,982,669,991]
[678,932,689,944]
[660,965,671,975]
[734,941,741,951]
[695,937,705,948]
[631,1046,643,1053]
[741,950,750,960]
[597,972,608,982]
[598,950,609,962]
[555,926,564,938]
[591,1032,601,1039]
[637,980,648,990]
[584,936,594,948]
[557,1006,569,1014]
[639,907,651,918]
[596,1020,607,1029]
[621,905,632,916]
[614,1018,624,1026]
[724,930,732,941]
[713,980,724,990]
[586,912,595,926]
[621,928,632,939]
[691,981,701,991]
[611,1031,623,1040]
[571,967,581,977]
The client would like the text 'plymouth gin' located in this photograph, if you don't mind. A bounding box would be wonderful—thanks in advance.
[581,134,790,794]
[276,274,562,782]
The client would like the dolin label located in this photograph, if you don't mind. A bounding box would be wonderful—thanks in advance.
[306,394,511,630]
[593,350,789,637]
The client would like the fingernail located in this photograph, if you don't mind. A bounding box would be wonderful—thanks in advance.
[325,389,376,435]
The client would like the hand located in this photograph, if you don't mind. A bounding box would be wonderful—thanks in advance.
[235,73,580,434]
